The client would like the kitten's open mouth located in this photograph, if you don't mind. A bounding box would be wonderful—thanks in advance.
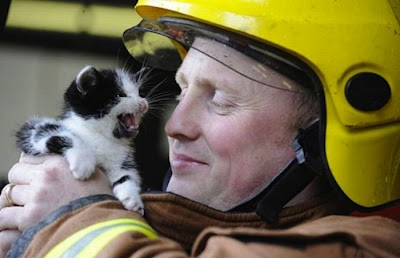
[118,113,141,131]
[114,113,143,139]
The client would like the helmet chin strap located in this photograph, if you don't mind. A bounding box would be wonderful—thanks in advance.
[256,120,323,223]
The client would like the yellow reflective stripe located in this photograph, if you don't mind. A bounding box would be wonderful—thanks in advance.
[75,223,155,258]
[45,218,157,258]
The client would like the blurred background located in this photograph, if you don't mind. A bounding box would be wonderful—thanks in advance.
[0,0,178,190]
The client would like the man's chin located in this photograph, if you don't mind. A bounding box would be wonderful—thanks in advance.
[166,178,204,201]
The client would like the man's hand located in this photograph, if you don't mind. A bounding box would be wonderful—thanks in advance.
[0,154,112,257]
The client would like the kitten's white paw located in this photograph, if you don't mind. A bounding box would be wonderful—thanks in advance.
[66,149,96,180]
[113,183,144,215]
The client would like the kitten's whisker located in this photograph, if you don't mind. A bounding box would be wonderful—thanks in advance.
[135,58,150,81]
[146,110,169,120]
[148,102,174,109]
[148,100,176,108]
[123,59,130,73]
[116,49,121,68]
[137,67,156,86]
[147,92,177,103]
[148,91,176,98]
[145,78,169,100]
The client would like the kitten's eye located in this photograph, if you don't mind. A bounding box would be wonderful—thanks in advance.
[139,88,146,98]
[117,93,127,98]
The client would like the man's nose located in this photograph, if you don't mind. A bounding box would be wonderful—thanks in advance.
[165,93,200,141]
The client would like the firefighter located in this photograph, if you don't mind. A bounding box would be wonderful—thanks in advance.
[1,0,400,257]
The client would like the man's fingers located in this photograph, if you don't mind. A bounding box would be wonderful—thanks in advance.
[0,229,21,258]
[7,163,38,184]
[19,152,46,164]
[0,205,40,232]
[0,207,22,231]
[20,153,68,167]
[0,186,12,209]
[0,185,31,207]
[10,155,71,185]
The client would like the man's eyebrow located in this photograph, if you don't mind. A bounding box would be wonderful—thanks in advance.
[175,66,241,94]
[215,78,242,95]
[176,68,214,89]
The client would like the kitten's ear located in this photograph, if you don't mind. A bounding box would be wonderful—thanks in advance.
[76,66,100,96]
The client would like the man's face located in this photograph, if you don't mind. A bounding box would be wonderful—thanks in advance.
[165,38,300,211]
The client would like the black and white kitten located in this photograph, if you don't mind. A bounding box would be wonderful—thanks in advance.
[16,65,149,214]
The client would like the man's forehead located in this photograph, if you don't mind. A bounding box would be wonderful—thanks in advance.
[178,37,298,92]
[192,37,257,69]
[176,45,249,93]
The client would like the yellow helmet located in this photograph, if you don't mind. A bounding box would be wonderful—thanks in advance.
[123,0,400,211]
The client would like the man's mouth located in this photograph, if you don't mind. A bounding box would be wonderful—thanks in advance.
[170,153,208,172]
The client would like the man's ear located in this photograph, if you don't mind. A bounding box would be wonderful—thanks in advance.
[75,66,100,96]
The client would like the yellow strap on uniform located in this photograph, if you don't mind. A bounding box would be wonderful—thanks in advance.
[44,218,158,258]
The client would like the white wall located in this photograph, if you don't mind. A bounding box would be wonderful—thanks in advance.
[0,43,117,179]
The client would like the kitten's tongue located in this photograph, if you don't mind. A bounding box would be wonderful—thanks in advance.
[122,114,139,130]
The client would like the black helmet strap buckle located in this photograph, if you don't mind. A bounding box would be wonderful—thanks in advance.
[256,121,323,222]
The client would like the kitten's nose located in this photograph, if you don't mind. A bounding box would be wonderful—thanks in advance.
[139,100,148,114]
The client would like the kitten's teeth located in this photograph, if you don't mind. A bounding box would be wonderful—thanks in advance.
[122,114,139,130]
[134,115,141,129]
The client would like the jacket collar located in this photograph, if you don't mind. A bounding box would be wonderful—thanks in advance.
[142,191,349,250]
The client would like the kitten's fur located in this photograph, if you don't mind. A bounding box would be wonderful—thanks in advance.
[16,66,149,213]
